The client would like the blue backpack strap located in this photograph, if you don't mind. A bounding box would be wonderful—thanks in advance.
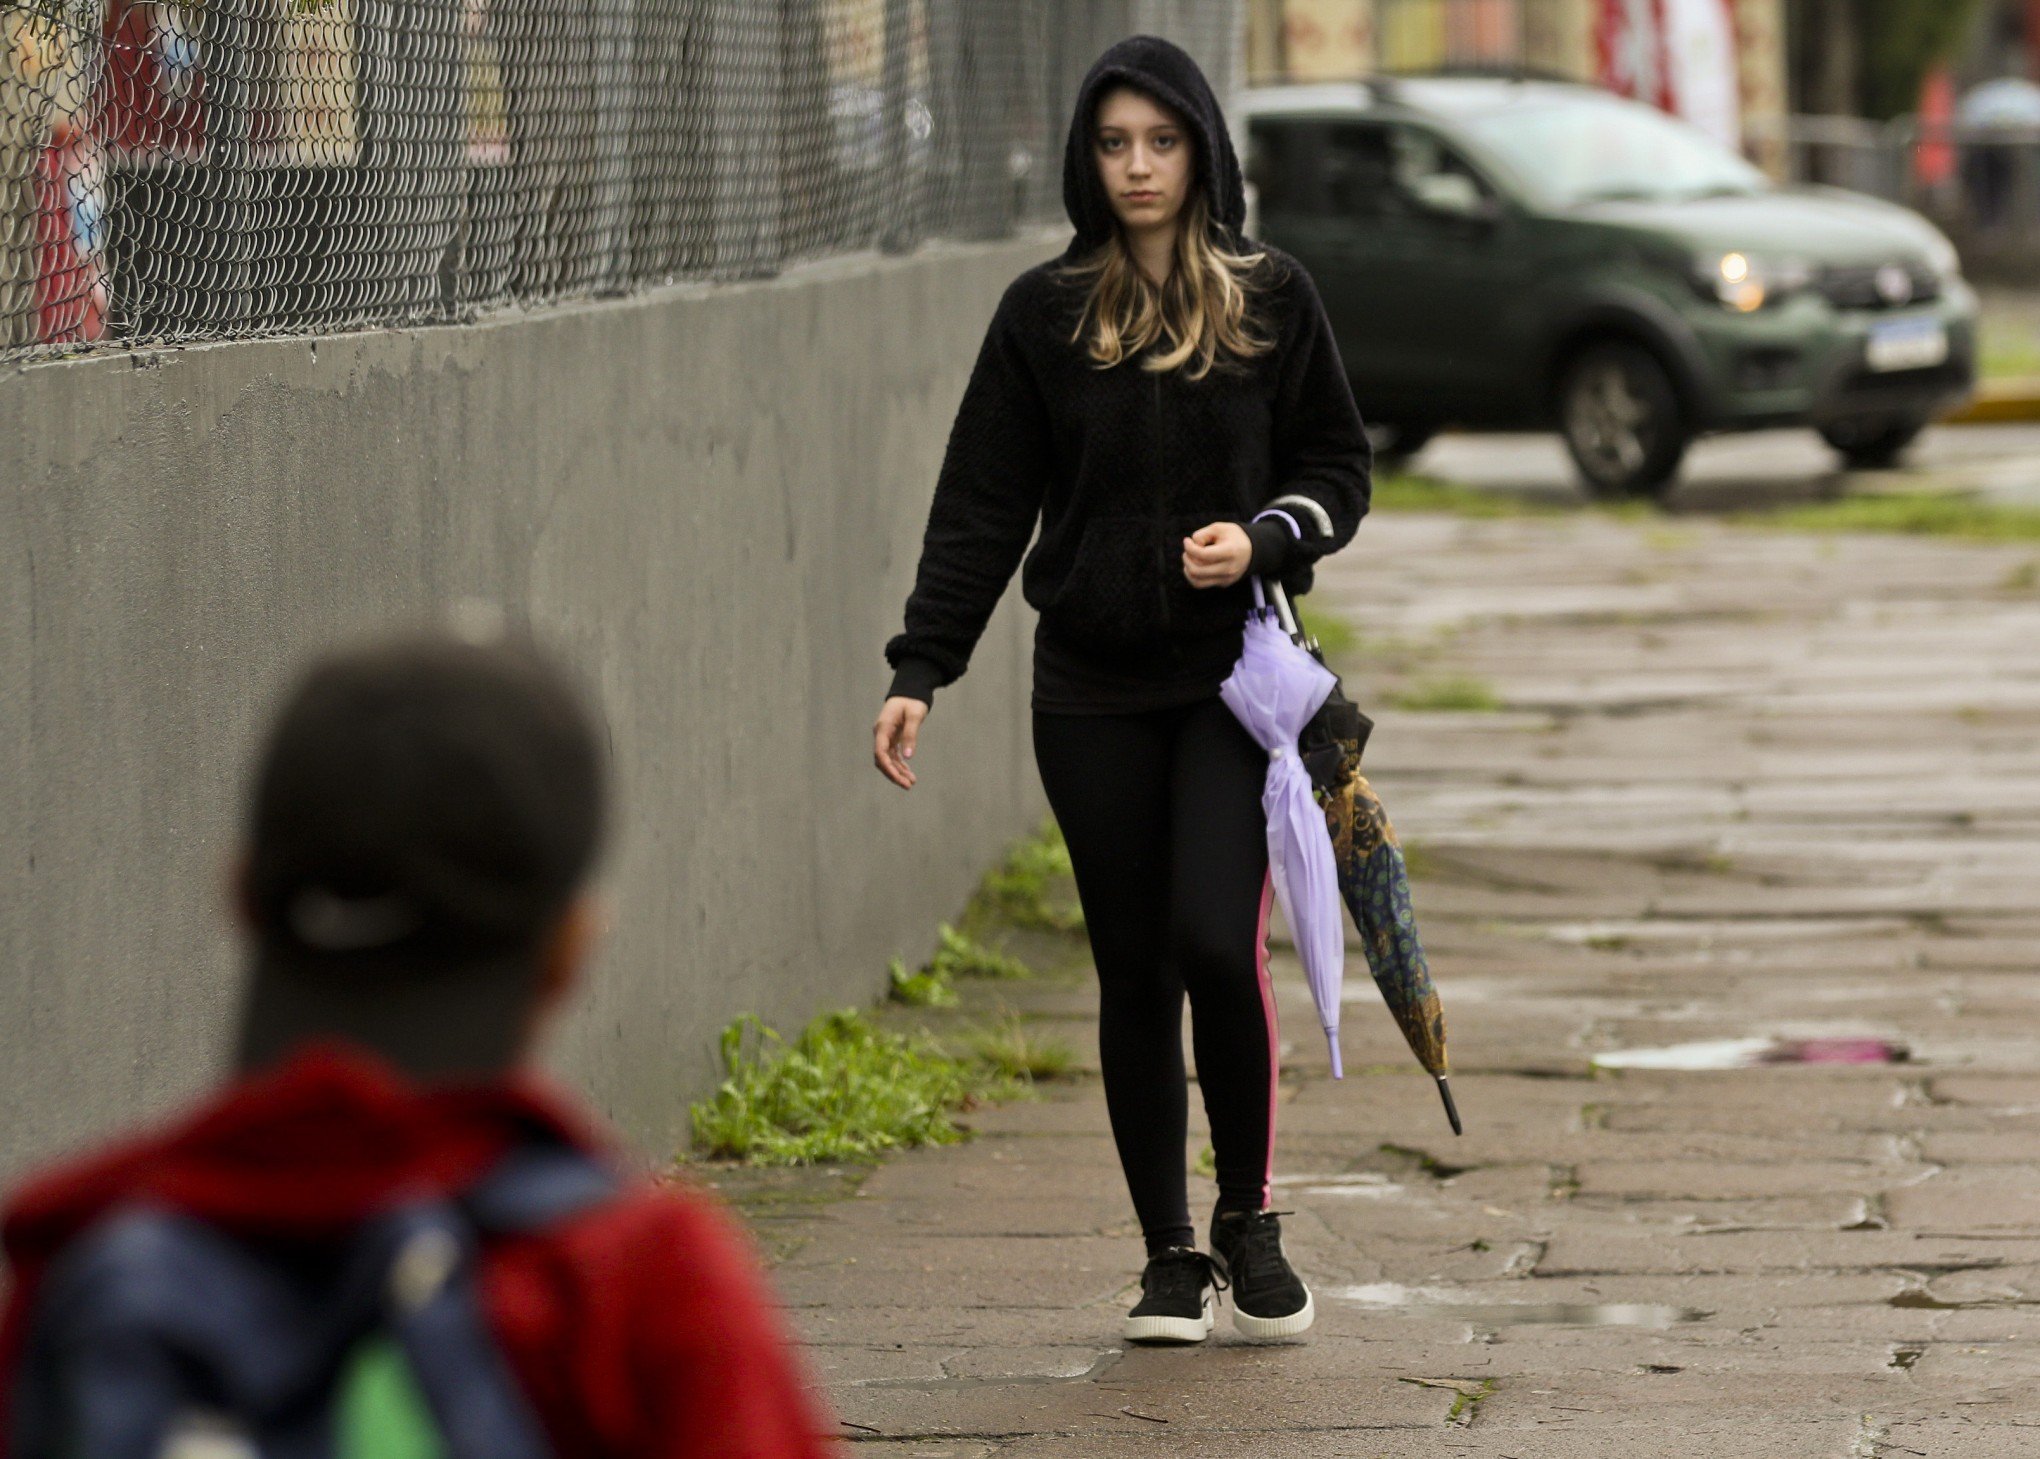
[371,1146,622,1459]
[461,1145,621,1233]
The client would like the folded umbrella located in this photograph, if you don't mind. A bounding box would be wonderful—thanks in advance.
[1325,771,1461,1135]
[1220,581,1350,1078]
[1258,569,1461,1135]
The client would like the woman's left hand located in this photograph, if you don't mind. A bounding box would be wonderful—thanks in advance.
[1182,522,1253,589]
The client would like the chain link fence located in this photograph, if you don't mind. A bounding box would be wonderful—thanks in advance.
[2,0,1237,362]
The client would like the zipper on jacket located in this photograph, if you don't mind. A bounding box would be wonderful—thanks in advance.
[1151,370,1170,639]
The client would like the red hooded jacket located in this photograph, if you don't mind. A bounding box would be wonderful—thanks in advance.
[0,1047,835,1459]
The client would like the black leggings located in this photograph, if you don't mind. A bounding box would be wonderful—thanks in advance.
[1033,698,1279,1255]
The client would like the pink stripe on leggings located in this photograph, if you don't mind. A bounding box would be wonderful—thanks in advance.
[1254,872,1280,1209]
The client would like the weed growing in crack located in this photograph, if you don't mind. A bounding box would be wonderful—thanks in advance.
[966,1012,1077,1082]
[930,923,1032,981]
[887,956,957,1008]
[1446,1380,1497,1426]
[688,1012,1021,1165]
[887,923,1033,1008]
[1391,674,1502,713]
[971,821,1085,933]
[1401,1377,1497,1427]
[1379,1142,1474,1180]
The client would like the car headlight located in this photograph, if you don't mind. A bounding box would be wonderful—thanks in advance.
[1692,252,1812,312]
[1921,230,1962,283]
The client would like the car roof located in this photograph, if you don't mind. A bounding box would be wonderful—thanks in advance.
[1238,75,1610,124]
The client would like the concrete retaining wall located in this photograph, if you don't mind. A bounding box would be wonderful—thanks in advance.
[0,237,1057,1184]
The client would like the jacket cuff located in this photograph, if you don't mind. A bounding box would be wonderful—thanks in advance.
[1246,518,1295,577]
[886,657,946,705]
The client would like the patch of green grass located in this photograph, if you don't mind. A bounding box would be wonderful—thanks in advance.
[1398,839,1440,880]
[886,956,957,1008]
[966,1013,1077,1082]
[1373,473,1659,523]
[1373,473,1556,519]
[972,821,1085,933]
[1737,493,2040,543]
[929,923,1031,981]
[1296,604,1357,660]
[1979,310,2040,380]
[1390,674,1502,713]
[1192,1145,1216,1178]
[689,1011,1015,1165]
[2002,559,2040,592]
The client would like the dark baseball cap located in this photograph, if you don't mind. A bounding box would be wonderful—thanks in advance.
[235,631,607,1077]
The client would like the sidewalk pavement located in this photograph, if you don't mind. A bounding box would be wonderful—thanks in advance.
[739,506,2040,1456]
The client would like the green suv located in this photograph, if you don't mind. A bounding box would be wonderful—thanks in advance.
[1242,78,1979,497]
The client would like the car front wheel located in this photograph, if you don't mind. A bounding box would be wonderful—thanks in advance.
[1819,416,1927,470]
[1367,420,1438,465]
[1559,342,1688,499]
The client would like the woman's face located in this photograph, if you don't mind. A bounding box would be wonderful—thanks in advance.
[1094,86,1194,234]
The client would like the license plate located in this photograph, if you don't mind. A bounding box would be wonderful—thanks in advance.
[1865,317,1948,373]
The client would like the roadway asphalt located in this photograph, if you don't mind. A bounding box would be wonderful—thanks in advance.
[1416,421,2040,510]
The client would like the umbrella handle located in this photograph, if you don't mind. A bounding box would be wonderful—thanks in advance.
[1250,509,1306,640]
[1267,579,1302,639]
[1250,573,1303,639]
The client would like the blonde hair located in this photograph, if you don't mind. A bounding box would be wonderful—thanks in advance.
[1066,192,1273,379]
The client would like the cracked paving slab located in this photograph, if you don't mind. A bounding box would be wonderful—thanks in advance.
[748,496,2040,1453]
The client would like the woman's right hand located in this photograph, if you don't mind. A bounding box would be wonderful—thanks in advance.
[874,697,928,790]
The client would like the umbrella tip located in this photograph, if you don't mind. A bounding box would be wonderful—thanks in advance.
[1436,1075,1463,1136]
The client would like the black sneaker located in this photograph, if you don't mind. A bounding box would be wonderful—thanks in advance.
[1211,1210,1315,1339]
[1123,1247,1229,1344]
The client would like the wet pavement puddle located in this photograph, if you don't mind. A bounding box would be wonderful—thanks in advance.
[846,1349,1123,1390]
[1591,1036,1909,1071]
[1333,1282,1709,1328]
[1274,1173,1405,1199]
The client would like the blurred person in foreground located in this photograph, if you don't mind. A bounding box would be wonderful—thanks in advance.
[0,633,834,1459]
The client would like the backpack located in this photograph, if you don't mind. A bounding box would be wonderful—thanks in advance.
[11,1145,620,1459]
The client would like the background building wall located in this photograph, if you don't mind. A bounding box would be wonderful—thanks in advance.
[0,236,1055,1184]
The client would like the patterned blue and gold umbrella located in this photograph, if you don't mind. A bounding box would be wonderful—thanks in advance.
[1264,576,1461,1135]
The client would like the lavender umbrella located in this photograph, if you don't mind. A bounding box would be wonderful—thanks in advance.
[1221,580,1349,1078]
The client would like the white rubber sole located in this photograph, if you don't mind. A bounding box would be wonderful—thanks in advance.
[1123,1294,1216,1344]
[1234,1286,1316,1340]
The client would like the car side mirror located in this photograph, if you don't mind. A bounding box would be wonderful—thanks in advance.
[1410,172,1499,223]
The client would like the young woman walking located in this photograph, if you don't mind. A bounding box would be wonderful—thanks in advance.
[873,35,1370,1344]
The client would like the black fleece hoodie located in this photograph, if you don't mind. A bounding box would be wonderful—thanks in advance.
[885,35,1370,711]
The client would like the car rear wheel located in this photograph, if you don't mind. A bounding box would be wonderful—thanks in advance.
[1559,342,1688,499]
[1367,420,1438,465]
[1819,416,1927,470]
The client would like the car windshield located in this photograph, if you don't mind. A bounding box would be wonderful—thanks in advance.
[1458,97,1767,209]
